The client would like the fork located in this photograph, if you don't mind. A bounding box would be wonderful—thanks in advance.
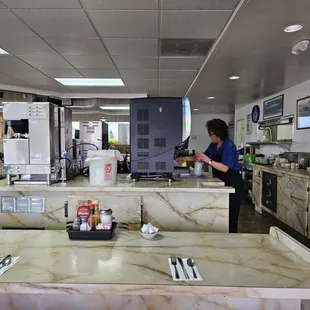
[171,257,180,279]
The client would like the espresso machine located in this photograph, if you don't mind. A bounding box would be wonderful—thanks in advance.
[3,102,61,185]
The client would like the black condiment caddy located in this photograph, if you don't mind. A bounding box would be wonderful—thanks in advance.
[66,221,118,241]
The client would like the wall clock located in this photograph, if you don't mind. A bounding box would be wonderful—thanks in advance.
[252,105,260,123]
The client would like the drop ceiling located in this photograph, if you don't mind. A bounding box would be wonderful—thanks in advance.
[0,0,237,103]
[0,0,309,114]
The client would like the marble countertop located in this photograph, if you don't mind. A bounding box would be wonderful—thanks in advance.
[253,164,310,180]
[0,174,235,193]
[0,228,310,298]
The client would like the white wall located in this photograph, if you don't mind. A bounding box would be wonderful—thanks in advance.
[189,113,234,152]
[235,79,310,155]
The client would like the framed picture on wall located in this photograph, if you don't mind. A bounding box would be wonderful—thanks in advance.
[263,94,284,120]
[297,96,310,130]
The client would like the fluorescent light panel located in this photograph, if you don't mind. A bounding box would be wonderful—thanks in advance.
[100,106,129,110]
[0,48,9,55]
[55,78,124,87]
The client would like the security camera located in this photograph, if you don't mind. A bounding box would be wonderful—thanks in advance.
[291,39,310,55]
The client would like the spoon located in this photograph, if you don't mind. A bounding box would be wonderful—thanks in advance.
[187,258,197,279]
[0,255,12,269]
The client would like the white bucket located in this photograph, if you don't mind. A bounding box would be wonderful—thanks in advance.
[86,150,123,186]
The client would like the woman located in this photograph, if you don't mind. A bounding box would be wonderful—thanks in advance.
[178,118,243,233]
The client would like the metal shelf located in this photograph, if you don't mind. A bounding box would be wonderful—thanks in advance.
[246,141,292,150]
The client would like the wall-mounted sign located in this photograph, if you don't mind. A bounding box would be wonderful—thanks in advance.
[246,114,252,134]
[297,96,310,130]
[263,94,284,120]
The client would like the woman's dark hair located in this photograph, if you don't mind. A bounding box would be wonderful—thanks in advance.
[206,119,229,140]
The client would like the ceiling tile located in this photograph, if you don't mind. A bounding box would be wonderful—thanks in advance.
[79,68,120,78]
[18,76,64,87]
[0,2,6,8]
[0,72,29,87]
[124,79,158,87]
[103,38,158,57]
[127,85,158,95]
[14,9,97,37]
[160,79,191,88]
[88,10,158,38]
[161,11,232,38]
[119,69,158,79]
[160,57,204,70]
[160,70,198,80]
[0,10,36,38]
[45,38,107,56]
[18,55,72,68]
[1,0,81,8]
[159,87,187,96]
[64,55,115,69]
[0,37,57,55]
[39,68,83,78]
[0,56,45,78]
[113,56,158,69]
[81,0,158,9]
[161,0,238,10]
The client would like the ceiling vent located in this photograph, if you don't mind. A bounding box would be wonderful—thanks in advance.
[161,39,214,57]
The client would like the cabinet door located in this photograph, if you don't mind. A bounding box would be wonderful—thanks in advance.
[277,176,308,235]
[252,167,261,208]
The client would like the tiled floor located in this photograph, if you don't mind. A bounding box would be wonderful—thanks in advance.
[239,199,310,248]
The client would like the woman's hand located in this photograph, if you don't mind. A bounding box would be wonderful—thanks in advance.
[175,157,187,164]
[196,152,210,164]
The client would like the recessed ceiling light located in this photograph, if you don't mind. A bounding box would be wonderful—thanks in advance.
[207,96,215,100]
[100,106,130,110]
[55,78,124,87]
[284,24,303,33]
[193,108,199,111]
[229,75,240,80]
[0,48,9,55]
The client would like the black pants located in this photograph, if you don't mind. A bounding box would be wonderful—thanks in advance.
[226,173,243,233]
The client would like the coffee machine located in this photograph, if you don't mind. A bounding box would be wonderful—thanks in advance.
[3,102,61,185]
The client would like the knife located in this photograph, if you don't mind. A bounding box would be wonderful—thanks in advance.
[177,257,190,279]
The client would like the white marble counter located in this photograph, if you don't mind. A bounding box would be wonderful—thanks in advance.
[253,164,310,180]
[0,175,234,193]
[0,227,310,299]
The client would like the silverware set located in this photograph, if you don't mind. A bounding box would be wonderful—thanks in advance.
[171,256,197,279]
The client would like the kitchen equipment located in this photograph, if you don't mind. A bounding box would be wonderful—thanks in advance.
[262,172,277,213]
[260,157,269,165]
[187,258,197,279]
[177,257,190,279]
[255,157,262,164]
[262,127,272,142]
[281,163,291,169]
[279,158,288,163]
[170,257,180,279]
[130,97,191,182]
[298,154,309,169]
[3,102,62,185]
